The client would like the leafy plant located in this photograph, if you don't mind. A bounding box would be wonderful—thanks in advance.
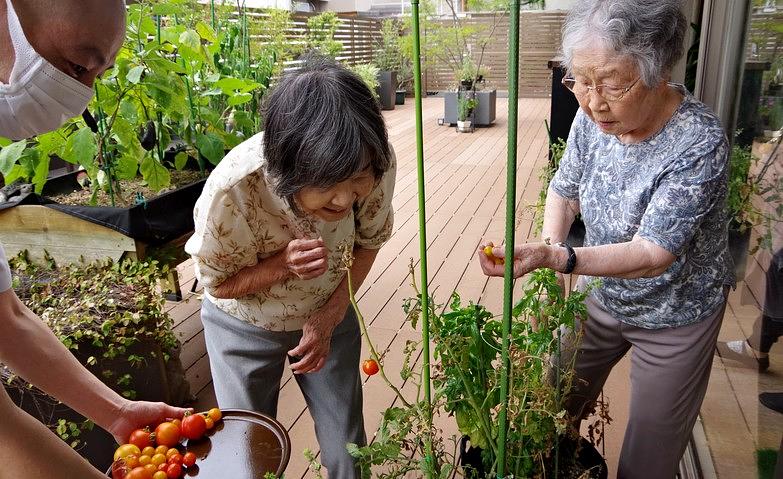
[373,19,403,73]
[728,136,783,253]
[412,0,544,91]
[531,124,567,235]
[306,12,343,60]
[0,0,273,204]
[457,96,478,122]
[2,252,180,449]
[349,63,381,99]
[341,245,600,478]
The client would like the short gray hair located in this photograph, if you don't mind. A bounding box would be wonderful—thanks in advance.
[560,0,687,88]
[262,54,391,213]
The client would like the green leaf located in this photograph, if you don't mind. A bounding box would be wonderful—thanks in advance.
[174,152,189,170]
[227,92,253,106]
[126,65,145,84]
[36,130,64,158]
[140,156,171,191]
[114,154,139,180]
[195,22,217,43]
[32,154,50,194]
[195,133,224,166]
[62,129,97,167]
[0,141,27,177]
[179,29,201,52]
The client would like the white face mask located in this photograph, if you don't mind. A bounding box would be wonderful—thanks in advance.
[0,0,94,140]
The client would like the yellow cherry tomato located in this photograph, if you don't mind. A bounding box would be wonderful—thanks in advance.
[141,446,156,457]
[153,471,168,479]
[151,453,167,467]
[204,416,215,429]
[114,444,142,461]
[166,447,180,459]
[207,408,222,422]
[154,445,169,456]
[138,455,152,466]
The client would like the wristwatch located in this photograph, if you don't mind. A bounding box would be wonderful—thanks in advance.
[555,242,577,274]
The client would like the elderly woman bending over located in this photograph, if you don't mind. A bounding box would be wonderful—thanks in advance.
[480,1,733,477]
[185,57,396,478]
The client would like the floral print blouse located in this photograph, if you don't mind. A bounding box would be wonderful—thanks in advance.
[550,85,734,329]
[185,132,396,331]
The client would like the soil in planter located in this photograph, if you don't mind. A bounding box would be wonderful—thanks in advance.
[49,169,206,207]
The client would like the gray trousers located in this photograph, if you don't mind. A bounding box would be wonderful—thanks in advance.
[201,298,366,478]
[565,292,727,479]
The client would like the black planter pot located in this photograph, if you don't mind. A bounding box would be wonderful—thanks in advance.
[3,338,189,472]
[395,90,406,105]
[728,223,752,279]
[459,435,607,478]
[376,71,397,111]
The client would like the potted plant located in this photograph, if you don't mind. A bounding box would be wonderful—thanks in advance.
[0,0,277,297]
[373,19,403,111]
[457,95,478,133]
[2,252,190,472]
[340,246,607,478]
[348,63,381,101]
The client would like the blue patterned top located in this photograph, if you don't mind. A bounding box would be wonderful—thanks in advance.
[550,86,735,329]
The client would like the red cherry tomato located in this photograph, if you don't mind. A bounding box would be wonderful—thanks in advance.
[154,422,181,447]
[128,428,153,450]
[362,359,379,376]
[166,463,183,479]
[168,453,183,465]
[181,413,208,440]
[182,452,197,467]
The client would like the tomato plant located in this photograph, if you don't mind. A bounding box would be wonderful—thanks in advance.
[361,359,379,376]
[181,413,207,440]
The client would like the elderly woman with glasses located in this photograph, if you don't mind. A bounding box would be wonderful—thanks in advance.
[479,0,733,476]
[185,56,395,478]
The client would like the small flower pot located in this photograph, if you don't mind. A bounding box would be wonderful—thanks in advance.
[457,119,473,133]
[395,90,406,105]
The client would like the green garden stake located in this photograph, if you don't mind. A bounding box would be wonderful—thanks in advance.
[410,0,435,476]
[497,0,521,476]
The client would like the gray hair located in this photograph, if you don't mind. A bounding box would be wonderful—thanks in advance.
[560,0,687,88]
[262,54,391,213]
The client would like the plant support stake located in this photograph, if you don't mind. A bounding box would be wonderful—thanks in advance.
[411,0,434,476]
[497,0,520,475]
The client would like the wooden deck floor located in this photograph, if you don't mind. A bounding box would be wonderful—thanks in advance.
[162,97,781,478]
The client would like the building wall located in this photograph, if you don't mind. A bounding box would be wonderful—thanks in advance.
[544,0,576,10]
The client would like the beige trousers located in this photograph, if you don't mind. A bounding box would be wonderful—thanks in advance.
[564,292,727,479]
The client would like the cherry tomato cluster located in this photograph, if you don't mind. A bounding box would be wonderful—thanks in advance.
[112,408,223,479]
[483,245,504,265]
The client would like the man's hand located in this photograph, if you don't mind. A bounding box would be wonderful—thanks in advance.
[288,301,345,374]
[281,238,329,280]
[107,400,191,445]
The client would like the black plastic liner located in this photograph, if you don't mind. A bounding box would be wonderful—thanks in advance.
[1,171,206,246]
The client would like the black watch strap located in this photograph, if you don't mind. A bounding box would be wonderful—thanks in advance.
[556,241,577,274]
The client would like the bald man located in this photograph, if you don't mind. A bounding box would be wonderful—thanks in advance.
[0,1,188,477]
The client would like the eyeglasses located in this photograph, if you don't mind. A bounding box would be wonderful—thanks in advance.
[561,76,641,102]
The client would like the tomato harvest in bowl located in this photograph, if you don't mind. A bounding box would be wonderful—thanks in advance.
[109,409,289,479]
